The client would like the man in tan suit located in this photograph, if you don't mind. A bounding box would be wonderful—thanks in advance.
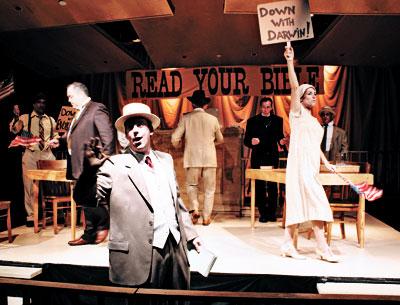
[172,90,224,225]
[319,106,349,161]
[75,103,201,289]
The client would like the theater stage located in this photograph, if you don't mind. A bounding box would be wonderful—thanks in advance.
[1,213,400,295]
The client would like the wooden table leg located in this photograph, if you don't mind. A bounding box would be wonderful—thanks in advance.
[32,180,40,233]
[358,194,365,248]
[251,178,255,229]
[70,184,76,240]
[7,203,12,243]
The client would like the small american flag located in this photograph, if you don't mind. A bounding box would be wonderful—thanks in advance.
[335,172,383,201]
[353,182,383,201]
[8,130,41,148]
[0,74,15,101]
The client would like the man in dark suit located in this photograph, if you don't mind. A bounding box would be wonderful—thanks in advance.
[56,82,115,246]
[319,106,349,162]
[76,103,201,290]
[244,97,286,222]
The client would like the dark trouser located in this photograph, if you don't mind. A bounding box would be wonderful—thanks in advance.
[255,180,277,219]
[149,234,190,290]
[251,152,278,219]
[81,206,109,242]
[114,235,190,305]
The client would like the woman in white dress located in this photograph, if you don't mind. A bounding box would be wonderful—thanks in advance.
[282,45,339,263]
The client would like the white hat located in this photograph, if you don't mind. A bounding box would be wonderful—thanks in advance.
[297,84,315,100]
[115,103,160,133]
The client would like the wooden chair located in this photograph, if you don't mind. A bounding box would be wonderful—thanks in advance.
[37,160,84,234]
[326,161,371,247]
[0,201,12,243]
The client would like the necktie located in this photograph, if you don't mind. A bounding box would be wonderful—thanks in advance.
[38,115,45,150]
[145,156,154,169]
[321,124,328,151]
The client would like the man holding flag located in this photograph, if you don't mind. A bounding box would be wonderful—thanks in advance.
[9,93,59,226]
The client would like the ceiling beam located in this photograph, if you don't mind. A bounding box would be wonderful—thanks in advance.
[0,0,174,32]
[224,0,400,15]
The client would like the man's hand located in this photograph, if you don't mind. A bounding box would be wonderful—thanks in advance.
[191,237,203,253]
[84,137,109,169]
[279,137,289,146]
[12,104,20,118]
[251,138,260,146]
[48,137,60,148]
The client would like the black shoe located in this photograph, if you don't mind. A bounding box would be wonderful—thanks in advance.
[26,220,34,227]
[267,215,277,222]
[259,216,268,223]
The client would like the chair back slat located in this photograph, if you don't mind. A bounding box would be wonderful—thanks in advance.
[37,160,67,170]
[37,160,70,196]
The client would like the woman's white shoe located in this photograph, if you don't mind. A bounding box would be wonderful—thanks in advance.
[280,244,306,260]
[316,248,340,263]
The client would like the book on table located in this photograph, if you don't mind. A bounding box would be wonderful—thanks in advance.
[188,248,217,277]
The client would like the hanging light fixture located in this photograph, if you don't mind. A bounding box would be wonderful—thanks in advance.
[58,0,67,6]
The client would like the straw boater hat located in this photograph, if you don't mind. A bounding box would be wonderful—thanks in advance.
[319,105,336,117]
[115,103,160,133]
[187,89,211,107]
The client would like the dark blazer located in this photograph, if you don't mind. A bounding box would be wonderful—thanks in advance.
[96,151,198,286]
[325,125,349,161]
[244,113,284,168]
[64,101,115,180]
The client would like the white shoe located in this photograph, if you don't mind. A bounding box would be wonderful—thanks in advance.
[316,248,340,263]
[280,244,306,260]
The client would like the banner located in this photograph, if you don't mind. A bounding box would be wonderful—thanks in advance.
[56,106,78,132]
[257,0,314,45]
[126,65,323,100]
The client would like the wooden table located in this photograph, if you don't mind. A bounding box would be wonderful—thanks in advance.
[245,168,373,246]
[26,169,77,239]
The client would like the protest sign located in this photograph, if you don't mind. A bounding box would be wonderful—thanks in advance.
[257,0,314,45]
[56,106,77,132]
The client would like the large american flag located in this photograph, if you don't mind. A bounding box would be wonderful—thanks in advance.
[0,74,15,101]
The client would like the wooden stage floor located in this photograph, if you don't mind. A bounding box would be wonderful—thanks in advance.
[1,213,400,280]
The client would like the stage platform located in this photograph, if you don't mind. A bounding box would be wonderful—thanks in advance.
[1,213,400,295]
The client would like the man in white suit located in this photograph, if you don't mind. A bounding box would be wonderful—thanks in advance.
[171,90,224,225]
[75,103,201,289]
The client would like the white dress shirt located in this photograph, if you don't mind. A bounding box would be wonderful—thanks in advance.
[139,150,180,249]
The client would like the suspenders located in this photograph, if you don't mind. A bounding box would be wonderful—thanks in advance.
[27,112,54,139]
